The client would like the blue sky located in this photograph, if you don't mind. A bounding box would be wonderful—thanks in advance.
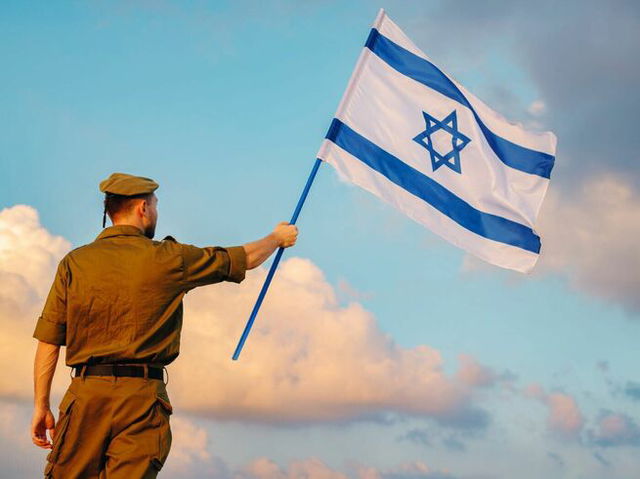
[1,1,639,478]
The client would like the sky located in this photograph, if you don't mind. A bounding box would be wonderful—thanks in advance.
[1,1,639,478]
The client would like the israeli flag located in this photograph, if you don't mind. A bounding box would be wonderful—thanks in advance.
[317,9,557,273]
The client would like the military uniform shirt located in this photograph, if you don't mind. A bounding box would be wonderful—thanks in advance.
[32,225,247,366]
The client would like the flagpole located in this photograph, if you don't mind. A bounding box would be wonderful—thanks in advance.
[232,158,323,360]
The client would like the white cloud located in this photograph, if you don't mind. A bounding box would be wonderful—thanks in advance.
[171,256,487,423]
[0,205,71,399]
[0,204,489,427]
[462,174,640,312]
[536,175,640,311]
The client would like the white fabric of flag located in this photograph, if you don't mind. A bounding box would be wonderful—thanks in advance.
[317,9,557,273]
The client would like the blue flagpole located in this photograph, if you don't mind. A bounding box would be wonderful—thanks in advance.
[232,158,323,360]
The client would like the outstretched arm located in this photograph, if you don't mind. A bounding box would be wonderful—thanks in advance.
[243,222,298,270]
[31,340,60,449]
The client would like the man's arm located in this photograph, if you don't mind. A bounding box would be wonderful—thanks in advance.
[243,222,298,270]
[31,340,60,449]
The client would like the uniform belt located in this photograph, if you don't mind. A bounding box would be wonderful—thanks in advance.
[74,364,164,380]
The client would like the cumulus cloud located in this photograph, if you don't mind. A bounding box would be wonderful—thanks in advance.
[172,257,489,424]
[536,175,640,312]
[463,174,640,312]
[523,384,584,439]
[1,204,491,427]
[0,205,71,399]
[588,411,640,448]
[455,354,496,388]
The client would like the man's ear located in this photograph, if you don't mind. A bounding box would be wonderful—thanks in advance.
[136,198,147,218]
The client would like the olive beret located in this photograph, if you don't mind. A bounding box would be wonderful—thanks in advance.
[99,172,159,196]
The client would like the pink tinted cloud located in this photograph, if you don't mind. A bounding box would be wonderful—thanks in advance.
[523,383,584,439]
[455,354,496,388]
[589,411,640,447]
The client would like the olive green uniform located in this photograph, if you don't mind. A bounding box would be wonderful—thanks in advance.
[33,179,247,477]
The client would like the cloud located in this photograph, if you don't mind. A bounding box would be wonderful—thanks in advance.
[0,205,71,399]
[397,426,469,453]
[0,400,460,479]
[398,428,431,446]
[455,354,496,388]
[535,175,640,312]
[588,411,640,448]
[523,384,584,439]
[463,174,640,312]
[355,461,454,479]
[396,2,640,312]
[232,457,455,479]
[547,452,564,468]
[527,100,546,117]
[240,457,349,479]
[403,0,640,185]
[162,416,211,474]
[624,382,640,402]
[1,204,491,427]
[172,257,491,424]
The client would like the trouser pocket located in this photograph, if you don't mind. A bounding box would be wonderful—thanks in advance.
[150,394,173,471]
[44,389,77,477]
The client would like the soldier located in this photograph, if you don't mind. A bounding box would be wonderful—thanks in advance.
[30,172,298,478]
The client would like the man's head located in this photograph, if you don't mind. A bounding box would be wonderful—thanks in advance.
[99,172,159,239]
[104,192,158,239]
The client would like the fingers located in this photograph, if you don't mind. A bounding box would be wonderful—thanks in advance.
[284,225,298,248]
[31,429,52,449]
[274,222,299,248]
[31,409,55,449]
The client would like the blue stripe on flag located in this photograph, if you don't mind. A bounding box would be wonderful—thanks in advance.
[365,29,555,179]
[325,119,541,253]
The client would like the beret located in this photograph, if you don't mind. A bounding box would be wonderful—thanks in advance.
[99,172,159,196]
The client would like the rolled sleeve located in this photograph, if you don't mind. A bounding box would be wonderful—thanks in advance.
[224,246,247,284]
[182,244,247,289]
[33,259,68,345]
[33,316,66,345]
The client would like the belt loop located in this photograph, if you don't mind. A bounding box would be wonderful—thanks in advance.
[162,366,169,386]
[143,364,149,382]
[81,365,88,382]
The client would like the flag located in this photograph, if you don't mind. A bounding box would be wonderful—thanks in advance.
[317,9,557,273]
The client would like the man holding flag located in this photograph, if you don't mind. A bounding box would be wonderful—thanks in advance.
[31,172,298,478]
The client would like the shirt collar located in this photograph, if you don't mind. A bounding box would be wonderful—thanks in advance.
[96,225,146,240]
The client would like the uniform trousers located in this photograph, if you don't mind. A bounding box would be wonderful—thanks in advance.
[44,374,173,479]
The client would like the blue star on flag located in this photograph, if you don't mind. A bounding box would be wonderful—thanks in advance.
[413,110,471,174]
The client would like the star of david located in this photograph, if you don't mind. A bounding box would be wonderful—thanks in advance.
[413,110,471,174]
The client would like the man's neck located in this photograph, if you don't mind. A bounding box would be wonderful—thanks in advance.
[112,220,144,234]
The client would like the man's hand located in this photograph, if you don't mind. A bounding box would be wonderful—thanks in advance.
[243,222,300,270]
[31,406,56,449]
[272,221,298,248]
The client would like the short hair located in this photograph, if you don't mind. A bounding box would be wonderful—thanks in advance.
[102,192,153,227]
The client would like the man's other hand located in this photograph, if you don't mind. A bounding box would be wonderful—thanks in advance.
[31,406,56,449]
[273,222,298,248]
